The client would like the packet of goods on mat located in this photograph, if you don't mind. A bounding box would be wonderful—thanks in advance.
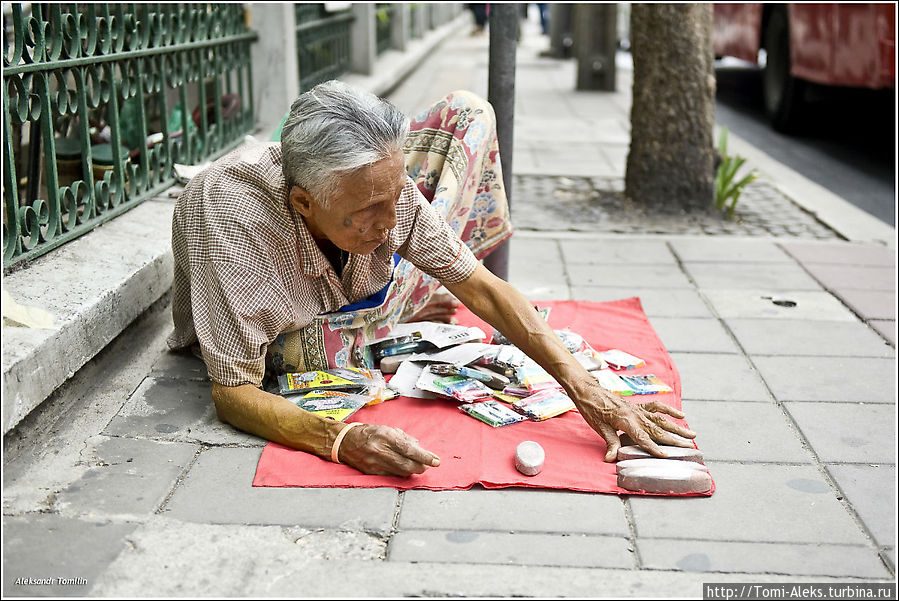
[619,374,673,395]
[288,390,370,421]
[512,388,577,421]
[433,375,494,402]
[597,349,645,370]
[591,369,635,395]
[459,400,527,427]
[278,368,375,395]
[514,363,560,391]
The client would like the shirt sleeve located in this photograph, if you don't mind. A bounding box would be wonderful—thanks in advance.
[397,184,479,284]
[190,261,295,387]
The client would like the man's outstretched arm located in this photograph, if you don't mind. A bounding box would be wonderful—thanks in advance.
[443,264,696,461]
[212,383,440,476]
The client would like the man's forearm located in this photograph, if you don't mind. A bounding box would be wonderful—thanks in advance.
[212,382,345,457]
[444,266,596,400]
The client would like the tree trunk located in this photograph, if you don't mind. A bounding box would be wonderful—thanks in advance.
[625,4,716,213]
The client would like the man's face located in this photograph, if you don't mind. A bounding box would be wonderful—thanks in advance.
[290,150,407,255]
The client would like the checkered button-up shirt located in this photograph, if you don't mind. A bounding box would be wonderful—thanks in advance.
[167,142,478,386]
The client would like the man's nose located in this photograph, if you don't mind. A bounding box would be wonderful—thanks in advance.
[375,206,397,232]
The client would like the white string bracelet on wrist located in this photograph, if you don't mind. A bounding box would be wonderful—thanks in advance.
[331,422,362,464]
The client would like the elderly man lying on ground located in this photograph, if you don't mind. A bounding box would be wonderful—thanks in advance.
[167,80,696,477]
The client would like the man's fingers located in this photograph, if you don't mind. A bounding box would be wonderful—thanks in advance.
[596,421,620,462]
[628,426,668,458]
[645,411,696,440]
[641,400,685,420]
[393,433,441,467]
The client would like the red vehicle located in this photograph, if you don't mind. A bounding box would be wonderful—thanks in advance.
[713,3,895,130]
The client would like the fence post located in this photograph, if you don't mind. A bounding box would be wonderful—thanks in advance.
[249,4,299,137]
[392,4,410,51]
[350,4,376,75]
[483,4,517,281]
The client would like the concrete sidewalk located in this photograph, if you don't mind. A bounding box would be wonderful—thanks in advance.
[3,14,896,598]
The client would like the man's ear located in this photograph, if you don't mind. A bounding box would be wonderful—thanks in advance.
[288,186,315,217]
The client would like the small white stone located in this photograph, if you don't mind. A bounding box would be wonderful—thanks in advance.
[515,441,545,476]
[617,445,704,463]
[616,458,708,475]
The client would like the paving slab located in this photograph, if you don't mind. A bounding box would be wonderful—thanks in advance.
[670,239,795,263]
[149,350,210,381]
[398,488,629,535]
[2,514,137,597]
[780,241,896,267]
[91,518,383,597]
[628,462,868,545]
[784,402,897,464]
[509,237,570,300]
[753,356,896,403]
[671,353,772,401]
[163,447,398,535]
[836,289,897,321]
[681,262,824,291]
[826,464,897,549]
[701,289,858,321]
[565,263,695,289]
[388,530,634,568]
[648,318,742,354]
[559,239,678,265]
[637,539,890,578]
[55,436,198,518]
[868,320,897,346]
[104,376,261,447]
[681,400,812,463]
[569,287,715,318]
[725,319,895,358]
[801,264,896,292]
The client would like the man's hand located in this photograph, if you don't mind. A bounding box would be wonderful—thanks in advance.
[444,264,700,463]
[338,424,441,476]
[573,381,696,462]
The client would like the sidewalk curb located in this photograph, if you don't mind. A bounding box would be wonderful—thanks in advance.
[726,130,896,248]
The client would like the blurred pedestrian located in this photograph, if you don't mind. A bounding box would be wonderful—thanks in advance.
[467,3,488,35]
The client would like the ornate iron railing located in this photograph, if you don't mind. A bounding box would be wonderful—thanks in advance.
[2,3,257,270]
[295,5,354,92]
[375,4,393,55]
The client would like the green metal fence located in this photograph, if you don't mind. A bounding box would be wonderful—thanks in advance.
[375,4,393,55]
[2,3,257,270]
[295,4,354,92]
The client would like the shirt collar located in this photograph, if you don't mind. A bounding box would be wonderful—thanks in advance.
[288,202,332,277]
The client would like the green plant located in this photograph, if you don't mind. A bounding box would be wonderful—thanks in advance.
[715,126,759,218]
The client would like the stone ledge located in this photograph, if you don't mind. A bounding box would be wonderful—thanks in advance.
[2,198,176,434]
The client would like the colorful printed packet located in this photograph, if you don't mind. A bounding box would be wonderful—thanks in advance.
[591,369,635,395]
[278,368,374,395]
[289,390,370,421]
[596,349,646,370]
[512,388,576,421]
[459,400,527,427]
[433,375,494,402]
[619,374,672,394]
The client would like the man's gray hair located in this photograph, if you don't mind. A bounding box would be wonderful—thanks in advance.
[280,80,410,206]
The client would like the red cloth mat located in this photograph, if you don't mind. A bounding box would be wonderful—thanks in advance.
[253,298,714,496]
